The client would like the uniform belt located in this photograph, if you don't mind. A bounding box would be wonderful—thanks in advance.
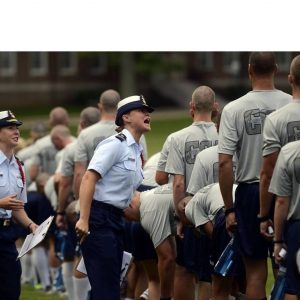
[0,219,11,227]
[92,201,124,216]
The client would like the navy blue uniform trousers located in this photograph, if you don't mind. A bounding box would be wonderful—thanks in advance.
[81,201,124,300]
[0,226,22,300]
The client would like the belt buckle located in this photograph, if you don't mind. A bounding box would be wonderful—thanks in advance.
[3,219,10,226]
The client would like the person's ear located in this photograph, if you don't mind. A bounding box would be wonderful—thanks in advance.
[288,74,294,86]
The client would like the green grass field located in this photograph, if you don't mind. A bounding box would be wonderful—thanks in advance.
[19,112,276,299]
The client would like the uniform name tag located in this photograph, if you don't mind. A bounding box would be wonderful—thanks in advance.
[128,158,135,162]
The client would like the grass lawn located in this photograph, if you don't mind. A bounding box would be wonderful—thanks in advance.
[21,284,67,300]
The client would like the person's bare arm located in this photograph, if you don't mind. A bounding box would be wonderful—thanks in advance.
[259,151,279,239]
[13,208,38,233]
[155,170,169,185]
[201,221,214,239]
[74,161,87,199]
[219,153,236,234]
[273,196,289,264]
[29,164,39,182]
[173,174,185,217]
[56,175,73,229]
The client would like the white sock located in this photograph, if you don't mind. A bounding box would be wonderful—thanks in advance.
[62,262,75,300]
[20,251,34,284]
[73,276,91,300]
[32,246,51,289]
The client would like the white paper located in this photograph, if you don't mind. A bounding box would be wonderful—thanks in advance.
[17,216,54,259]
[76,251,133,286]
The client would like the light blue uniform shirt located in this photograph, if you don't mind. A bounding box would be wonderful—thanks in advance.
[88,129,144,209]
[0,151,27,218]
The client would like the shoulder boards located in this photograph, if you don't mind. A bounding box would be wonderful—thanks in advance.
[115,133,127,142]
[14,155,24,165]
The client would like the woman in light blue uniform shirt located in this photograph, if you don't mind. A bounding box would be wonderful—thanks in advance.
[0,110,38,300]
[75,95,154,300]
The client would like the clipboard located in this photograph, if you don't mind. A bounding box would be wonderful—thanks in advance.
[17,215,54,259]
[76,251,133,286]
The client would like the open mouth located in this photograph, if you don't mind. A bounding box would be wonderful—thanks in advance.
[144,118,151,124]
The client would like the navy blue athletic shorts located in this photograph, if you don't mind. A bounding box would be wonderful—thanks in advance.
[130,221,157,261]
[211,209,245,278]
[285,220,300,295]
[235,183,269,259]
[176,226,212,282]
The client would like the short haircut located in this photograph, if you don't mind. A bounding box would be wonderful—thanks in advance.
[80,107,100,127]
[290,55,300,86]
[50,125,71,139]
[99,89,121,113]
[192,86,215,112]
[49,107,69,127]
[249,52,276,75]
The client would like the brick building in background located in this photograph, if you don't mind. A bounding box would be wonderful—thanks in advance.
[0,52,295,109]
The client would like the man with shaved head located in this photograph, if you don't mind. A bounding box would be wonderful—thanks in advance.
[49,107,70,127]
[260,54,300,240]
[218,52,291,300]
[164,85,218,300]
[29,106,74,181]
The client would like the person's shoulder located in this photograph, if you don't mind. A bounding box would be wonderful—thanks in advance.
[35,134,51,148]
[282,139,300,152]
[78,122,102,137]
[266,101,292,121]
[275,90,292,99]
[197,144,218,157]
[64,141,77,153]
[115,132,127,142]
[223,93,251,112]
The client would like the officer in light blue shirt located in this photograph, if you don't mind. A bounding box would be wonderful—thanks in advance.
[75,95,154,300]
[0,110,38,300]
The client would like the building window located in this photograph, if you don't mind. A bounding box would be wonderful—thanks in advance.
[223,52,240,75]
[195,52,213,72]
[275,52,291,72]
[90,53,108,75]
[29,52,48,76]
[58,52,77,75]
[0,52,17,76]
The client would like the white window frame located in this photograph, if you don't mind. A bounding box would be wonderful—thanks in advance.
[195,52,213,72]
[29,52,48,76]
[59,52,77,76]
[0,52,17,77]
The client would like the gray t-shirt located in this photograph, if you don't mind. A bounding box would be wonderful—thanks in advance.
[269,140,300,220]
[75,121,117,164]
[61,141,77,177]
[31,135,58,175]
[187,145,237,195]
[218,90,291,183]
[157,134,174,172]
[140,183,175,248]
[263,100,300,157]
[165,122,219,187]
[185,183,237,228]
[75,120,149,164]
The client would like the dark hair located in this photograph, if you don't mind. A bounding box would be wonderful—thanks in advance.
[249,52,276,75]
